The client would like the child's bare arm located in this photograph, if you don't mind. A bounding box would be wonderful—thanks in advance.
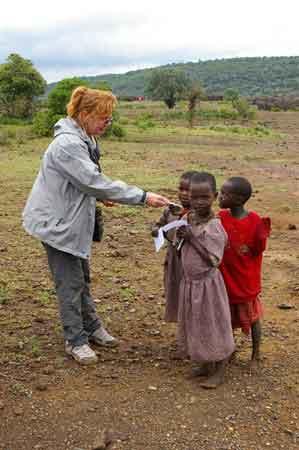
[151,208,169,237]
[179,227,217,266]
[250,217,271,256]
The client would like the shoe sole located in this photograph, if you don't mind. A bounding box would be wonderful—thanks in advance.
[89,338,119,348]
[65,349,98,365]
[70,353,98,365]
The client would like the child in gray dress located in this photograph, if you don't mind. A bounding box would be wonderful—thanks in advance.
[176,172,235,388]
[152,171,198,322]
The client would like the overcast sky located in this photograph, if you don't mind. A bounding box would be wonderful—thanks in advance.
[1,0,299,83]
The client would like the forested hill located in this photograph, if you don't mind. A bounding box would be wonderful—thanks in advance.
[48,56,299,97]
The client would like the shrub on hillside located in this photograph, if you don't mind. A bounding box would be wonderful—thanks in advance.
[232,98,256,119]
[32,111,63,137]
[110,123,126,138]
[134,113,155,130]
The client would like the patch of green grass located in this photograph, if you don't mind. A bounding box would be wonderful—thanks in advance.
[37,288,55,305]
[28,336,42,357]
[0,279,10,305]
[10,383,32,398]
[133,113,156,130]
[119,286,136,300]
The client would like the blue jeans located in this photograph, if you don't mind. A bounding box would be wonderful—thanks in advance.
[43,243,101,346]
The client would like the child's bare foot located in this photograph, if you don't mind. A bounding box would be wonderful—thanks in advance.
[170,345,188,360]
[191,362,214,377]
[200,371,224,389]
[199,359,227,389]
[249,356,261,372]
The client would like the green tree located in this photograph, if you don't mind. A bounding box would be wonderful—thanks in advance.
[48,77,90,115]
[90,80,112,91]
[0,53,46,118]
[187,82,205,127]
[224,88,239,102]
[146,69,191,109]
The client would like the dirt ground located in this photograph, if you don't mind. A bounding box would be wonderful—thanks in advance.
[0,111,298,450]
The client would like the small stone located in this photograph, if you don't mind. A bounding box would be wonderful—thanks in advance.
[0,400,5,409]
[18,341,25,350]
[284,429,294,436]
[35,382,48,392]
[14,407,23,416]
[35,316,45,323]
[148,385,158,391]
[43,366,55,375]
[288,224,297,230]
[189,396,197,404]
[278,303,294,310]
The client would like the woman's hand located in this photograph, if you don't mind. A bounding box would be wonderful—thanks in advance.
[101,200,115,207]
[146,192,170,208]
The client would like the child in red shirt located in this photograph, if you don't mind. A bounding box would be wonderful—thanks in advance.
[218,177,270,365]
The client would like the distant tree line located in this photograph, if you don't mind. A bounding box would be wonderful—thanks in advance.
[73,56,299,98]
[1,53,298,136]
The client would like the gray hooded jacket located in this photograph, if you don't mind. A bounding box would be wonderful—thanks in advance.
[22,117,145,259]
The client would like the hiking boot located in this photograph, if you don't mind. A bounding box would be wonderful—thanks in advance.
[89,326,118,347]
[65,342,98,365]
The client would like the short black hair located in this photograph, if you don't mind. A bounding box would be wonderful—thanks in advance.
[181,170,199,182]
[190,172,217,193]
[228,177,252,203]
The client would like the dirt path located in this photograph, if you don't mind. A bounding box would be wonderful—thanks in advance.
[0,112,298,450]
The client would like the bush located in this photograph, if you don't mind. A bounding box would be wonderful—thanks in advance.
[32,111,63,137]
[133,113,156,130]
[102,110,126,139]
[232,98,256,119]
[111,123,126,138]
[0,115,31,125]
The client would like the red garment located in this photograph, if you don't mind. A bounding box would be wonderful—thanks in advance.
[219,210,271,304]
[230,297,263,334]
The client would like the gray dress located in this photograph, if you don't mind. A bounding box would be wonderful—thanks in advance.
[177,217,235,362]
[154,207,185,322]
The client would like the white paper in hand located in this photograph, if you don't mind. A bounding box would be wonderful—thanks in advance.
[153,219,188,252]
